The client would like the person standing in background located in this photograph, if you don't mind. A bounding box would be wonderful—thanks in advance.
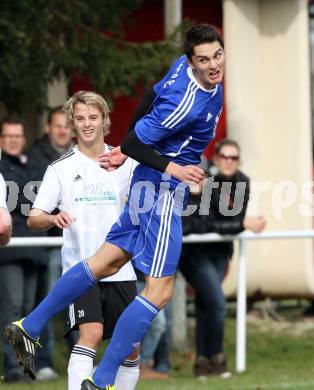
[0,116,47,382]
[180,139,266,379]
[28,106,73,176]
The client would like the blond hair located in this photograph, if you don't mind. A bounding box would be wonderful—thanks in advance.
[63,91,111,136]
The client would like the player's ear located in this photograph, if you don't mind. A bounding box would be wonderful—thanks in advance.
[188,58,195,70]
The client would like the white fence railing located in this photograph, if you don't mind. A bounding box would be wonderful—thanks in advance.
[6,230,314,373]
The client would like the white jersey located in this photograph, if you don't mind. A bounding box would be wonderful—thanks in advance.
[33,145,137,282]
[0,173,7,210]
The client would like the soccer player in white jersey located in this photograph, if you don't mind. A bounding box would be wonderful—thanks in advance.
[26,92,139,390]
[6,24,225,390]
[0,172,12,245]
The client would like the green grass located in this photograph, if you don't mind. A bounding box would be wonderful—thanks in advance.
[2,308,314,390]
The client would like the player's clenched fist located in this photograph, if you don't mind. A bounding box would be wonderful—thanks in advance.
[99,146,128,171]
[166,162,205,184]
[48,211,75,229]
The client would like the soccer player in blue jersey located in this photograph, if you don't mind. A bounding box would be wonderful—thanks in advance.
[5,24,225,390]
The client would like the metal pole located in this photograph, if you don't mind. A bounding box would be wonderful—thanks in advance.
[7,236,63,247]
[163,0,185,351]
[164,0,182,37]
[236,238,247,373]
[171,271,187,351]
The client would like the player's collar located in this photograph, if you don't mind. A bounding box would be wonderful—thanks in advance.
[187,67,218,95]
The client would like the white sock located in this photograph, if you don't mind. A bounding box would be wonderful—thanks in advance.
[115,358,140,390]
[68,344,96,390]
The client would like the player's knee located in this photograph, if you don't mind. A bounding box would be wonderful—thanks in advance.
[159,290,172,308]
[79,325,103,348]
[148,288,173,309]
[88,246,129,279]
[143,276,174,309]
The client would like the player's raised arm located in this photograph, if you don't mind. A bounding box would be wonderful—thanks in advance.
[121,131,204,183]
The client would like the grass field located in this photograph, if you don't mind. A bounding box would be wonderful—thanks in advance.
[1,306,314,390]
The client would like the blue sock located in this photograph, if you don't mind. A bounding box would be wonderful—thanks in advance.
[23,260,97,339]
[93,295,159,387]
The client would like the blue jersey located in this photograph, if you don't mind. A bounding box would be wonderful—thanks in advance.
[107,55,224,276]
[135,55,223,168]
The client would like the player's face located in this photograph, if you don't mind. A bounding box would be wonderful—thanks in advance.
[73,103,104,146]
[0,123,25,156]
[213,145,240,177]
[189,41,224,90]
[47,112,72,148]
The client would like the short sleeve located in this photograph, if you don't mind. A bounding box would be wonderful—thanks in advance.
[0,174,7,210]
[33,165,62,213]
[135,89,196,145]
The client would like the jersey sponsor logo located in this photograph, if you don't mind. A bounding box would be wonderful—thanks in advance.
[206,112,213,122]
[74,183,118,205]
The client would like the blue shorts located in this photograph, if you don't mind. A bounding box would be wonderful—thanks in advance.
[106,177,188,278]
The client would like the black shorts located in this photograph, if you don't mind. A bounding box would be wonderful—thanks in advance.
[65,281,137,340]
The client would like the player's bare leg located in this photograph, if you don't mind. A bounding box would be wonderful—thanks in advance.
[87,242,130,279]
[141,275,174,309]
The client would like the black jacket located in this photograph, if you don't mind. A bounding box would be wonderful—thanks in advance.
[27,134,63,177]
[0,152,48,266]
[182,169,250,257]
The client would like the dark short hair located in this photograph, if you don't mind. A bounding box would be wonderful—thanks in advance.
[214,139,240,155]
[184,24,224,59]
[0,116,24,135]
[47,105,64,124]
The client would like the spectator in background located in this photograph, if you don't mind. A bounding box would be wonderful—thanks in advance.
[27,106,73,381]
[0,116,47,383]
[0,172,12,246]
[28,106,73,177]
[180,139,266,379]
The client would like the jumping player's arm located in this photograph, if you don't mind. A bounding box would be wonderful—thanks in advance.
[100,57,205,183]
[0,173,12,246]
[27,165,74,231]
[121,79,205,183]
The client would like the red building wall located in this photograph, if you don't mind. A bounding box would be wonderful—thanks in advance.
[72,0,225,159]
